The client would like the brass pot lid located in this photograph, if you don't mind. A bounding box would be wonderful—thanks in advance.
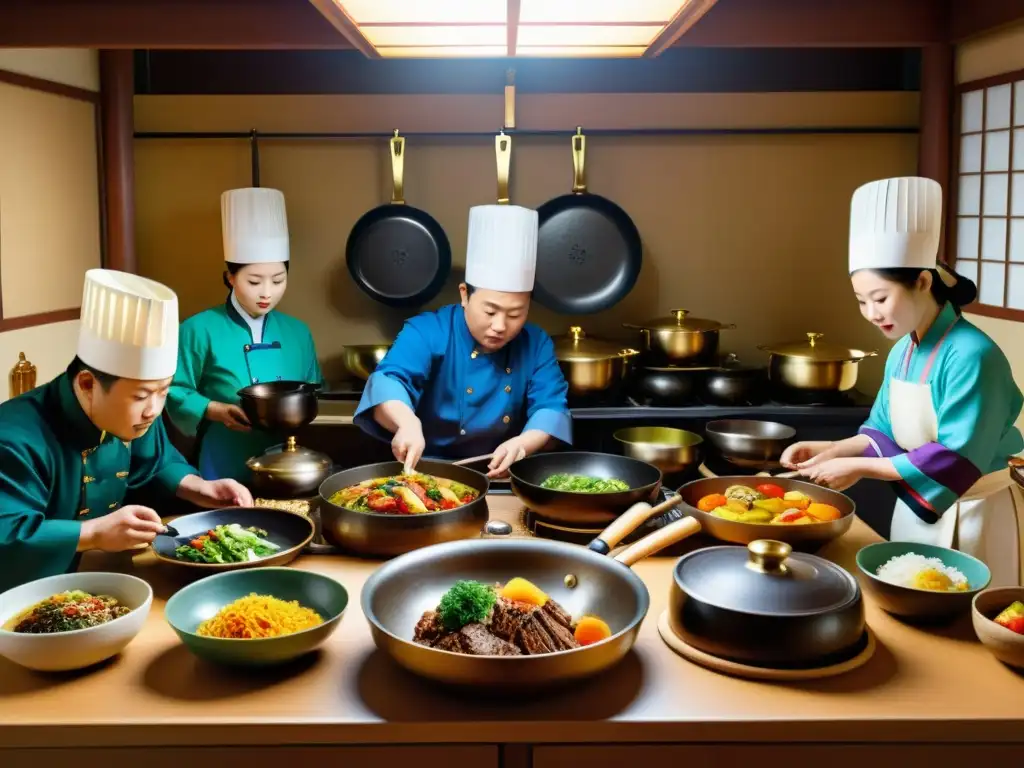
[247,437,331,476]
[552,326,639,363]
[625,309,731,333]
[759,332,876,362]
[674,540,860,616]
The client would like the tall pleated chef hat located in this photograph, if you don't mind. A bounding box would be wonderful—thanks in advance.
[221,187,290,264]
[849,176,943,273]
[77,269,180,380]
[464,204,539,293]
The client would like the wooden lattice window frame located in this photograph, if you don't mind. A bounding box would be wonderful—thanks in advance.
[950,68,1024,322]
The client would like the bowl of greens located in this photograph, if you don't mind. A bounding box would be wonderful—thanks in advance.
[151,507,315,573]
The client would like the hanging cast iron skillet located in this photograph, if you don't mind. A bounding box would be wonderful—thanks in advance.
[346,131,452,308]
[534,128,643,315]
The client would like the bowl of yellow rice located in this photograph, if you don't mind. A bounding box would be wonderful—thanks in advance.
[856,541,991,623]
[164,567,348,666]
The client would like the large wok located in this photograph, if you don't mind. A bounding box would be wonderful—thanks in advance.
[318,460,490,557]
[508,451,662,527]
[675,475,856,552]
[361,504,698,693]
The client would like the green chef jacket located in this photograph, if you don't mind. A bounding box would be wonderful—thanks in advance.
[166,300,322,483]
[0,371,196,593]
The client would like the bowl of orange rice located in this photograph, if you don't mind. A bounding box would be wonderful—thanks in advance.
[164,567,348,666]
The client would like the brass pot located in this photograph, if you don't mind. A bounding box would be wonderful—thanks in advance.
[613,426,703,475]
[551,326,639,396]
[341,344,391,380]
[759,333,876,392]
[247,436,333,498]
[624,309,734,365]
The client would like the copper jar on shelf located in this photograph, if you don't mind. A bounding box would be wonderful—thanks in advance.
[8,352,37,398]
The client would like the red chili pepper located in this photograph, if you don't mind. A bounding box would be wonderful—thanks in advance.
[394,495,411,514]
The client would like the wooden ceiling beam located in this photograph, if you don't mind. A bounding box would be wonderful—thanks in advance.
[0,0,955,50]
[949,0,1024,42]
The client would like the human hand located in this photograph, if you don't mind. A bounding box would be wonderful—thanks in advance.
[207,401,251,432]
[780,440,835,470]
[392,421,426,472]
[798,457,863,491]
[79,505,165,553]
[196,478,253,508]
[487,438,528,479]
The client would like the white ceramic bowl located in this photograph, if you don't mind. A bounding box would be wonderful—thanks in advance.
[0,572,153,672]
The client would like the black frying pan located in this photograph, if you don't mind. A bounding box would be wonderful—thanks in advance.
[346,131,451,308]
[534,128,643,315]
[508,451,662,527]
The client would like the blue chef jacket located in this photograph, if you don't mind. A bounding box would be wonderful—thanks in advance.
[354,304,573,459]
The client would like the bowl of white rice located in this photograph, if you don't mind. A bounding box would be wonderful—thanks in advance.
[856,541,991,622]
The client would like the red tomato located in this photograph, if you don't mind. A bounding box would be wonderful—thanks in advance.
[1000,616,1024,635]
[756,483,785,499]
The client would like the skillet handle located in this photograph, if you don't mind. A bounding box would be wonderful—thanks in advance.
[588,494,681,555]
[390,130,405,205]
[572,126,587,194]
[496,132,511,204]
[613,516,702,568]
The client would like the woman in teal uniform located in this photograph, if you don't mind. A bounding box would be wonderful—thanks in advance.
[354,204,572,478]
[782,177,1024,586]
[167,187,322,482]
[0,269,252,593]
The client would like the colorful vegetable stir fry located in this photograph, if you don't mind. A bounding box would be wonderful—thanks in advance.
[328,473,480,514]
[539,473,630,493]
[174,524,281,564]
[7,591,130,634]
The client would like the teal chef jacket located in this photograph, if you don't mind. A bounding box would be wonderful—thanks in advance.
[166,300,323,483]
[353,304,572,459]
[0,371,196,593]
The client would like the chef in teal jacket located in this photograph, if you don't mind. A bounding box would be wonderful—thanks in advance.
[782,177,1024,586]
[166,187,322,482]
[354,203,572,478]
[0,269,252,593]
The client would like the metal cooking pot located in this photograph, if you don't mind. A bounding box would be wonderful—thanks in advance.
[629,365,709,406]
[758,332,876,392]
[704,419,796,469]
[668,539,865,666]
[237,380,321,432]
[318,460,490,557]
[624,309,734,365]
[246,436,332,498]
[613,427,703,475]
[703,354,768,405]
[340,344,391,380]
[551,326,639,396]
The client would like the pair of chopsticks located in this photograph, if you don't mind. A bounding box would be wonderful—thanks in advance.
[403,449,526,476]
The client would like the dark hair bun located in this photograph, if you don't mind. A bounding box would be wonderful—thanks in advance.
[937,264,977,308]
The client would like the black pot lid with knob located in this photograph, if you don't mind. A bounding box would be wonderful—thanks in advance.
[673,540,860,616]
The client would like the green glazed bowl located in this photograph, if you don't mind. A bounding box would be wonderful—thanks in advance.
[856,541,991,623]
[164,567,348,667]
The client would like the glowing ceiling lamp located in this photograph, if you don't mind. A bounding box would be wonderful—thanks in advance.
[308,0,718,59]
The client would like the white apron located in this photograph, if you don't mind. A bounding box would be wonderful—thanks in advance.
[887,326,1024,587]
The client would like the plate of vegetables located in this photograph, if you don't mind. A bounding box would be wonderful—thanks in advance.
[151,506,315,572]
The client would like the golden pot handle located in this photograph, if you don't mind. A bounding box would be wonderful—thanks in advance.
[571,126,587,195]
[619,348,640,358]
[496,131,511,205]
[389,129,405,205]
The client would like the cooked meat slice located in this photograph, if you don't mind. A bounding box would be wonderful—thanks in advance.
[535,609,579,651]
[541,598,574,628]
[432,623,521,656]
[490,597,536,641]
[515,615,561,654]
[413,610,445,646]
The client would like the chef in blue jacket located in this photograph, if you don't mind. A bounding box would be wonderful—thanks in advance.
[354,203,572,478]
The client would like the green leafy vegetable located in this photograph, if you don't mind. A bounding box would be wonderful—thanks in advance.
[437,580,497,631]
[540,473,630,494]
[426,487,442,502]
[173,524,281,564]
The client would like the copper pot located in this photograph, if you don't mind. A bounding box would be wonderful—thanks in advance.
[551,326,639,396]
[624,309,734,365]
[759,332,876,392]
